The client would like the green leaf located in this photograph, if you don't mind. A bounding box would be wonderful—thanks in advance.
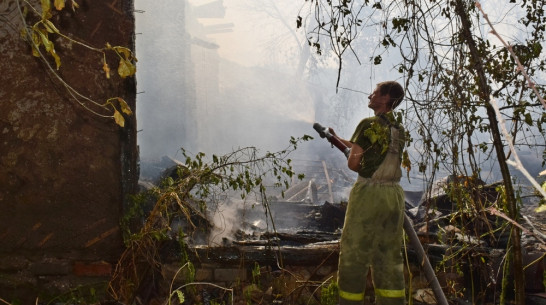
[103,61,111,79]
[36,30,61,69]
[118,58,136,78]
[43,20,60,34]
[524,113,533,126]
[41,0,52,19]
[113,109,125,127]
[392,17,409,33]
[117,97,133,115]
[50,49,61,70]
[363,122,390,153]
[175,290,185,303]
[54,0,66,10]
[38,31,53,52]
[31,32,41,57]
[402,150,411,176]
[113,46,133,59]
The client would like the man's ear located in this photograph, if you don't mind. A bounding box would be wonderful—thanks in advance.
[383,94,393,108]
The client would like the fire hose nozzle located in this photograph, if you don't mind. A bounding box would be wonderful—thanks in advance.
[312,122,328,138]
[313,122,351,158]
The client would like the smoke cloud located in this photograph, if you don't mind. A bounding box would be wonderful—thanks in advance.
[134,0,544,206]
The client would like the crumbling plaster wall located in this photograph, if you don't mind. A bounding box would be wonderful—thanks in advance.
[0,0,137,300]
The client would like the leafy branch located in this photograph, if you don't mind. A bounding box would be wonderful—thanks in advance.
[111,136,311,304]
[474,1,546,212]
[475,1,545,111]
[16,0,137,127]
[297,0,370,91]
[298,0,545,303]
[491,97,546,210]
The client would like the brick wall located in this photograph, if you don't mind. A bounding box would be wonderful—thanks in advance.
[0,0,137,302]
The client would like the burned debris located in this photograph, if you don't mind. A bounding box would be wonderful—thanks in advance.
[135,156,546,304]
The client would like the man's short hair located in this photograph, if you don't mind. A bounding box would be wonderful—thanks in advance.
[377,81,404,109]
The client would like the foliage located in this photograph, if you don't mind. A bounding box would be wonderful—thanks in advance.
[432,179,509,302]
[320,280,339,305]
[16,0,137,127]
[297,1,545,303]
[251,262,261,287]
[33,283,106,305]
[110,136,311,304]
[363,121,391,154]
[298,0,545,189]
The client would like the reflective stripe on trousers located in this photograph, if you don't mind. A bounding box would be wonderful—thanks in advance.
[339,290,365,302]
[375,287,406,298]
[338,286,405,303]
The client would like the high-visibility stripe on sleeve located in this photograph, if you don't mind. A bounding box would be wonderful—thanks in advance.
[339,289,365,301]
[375,288,405,298]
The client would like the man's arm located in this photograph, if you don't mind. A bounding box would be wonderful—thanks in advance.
[338,137,353,149]
[328,128,353,148]
[328,127,362,172]
[347,143,363,172]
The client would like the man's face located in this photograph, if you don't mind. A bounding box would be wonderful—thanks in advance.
[368,87,389,111]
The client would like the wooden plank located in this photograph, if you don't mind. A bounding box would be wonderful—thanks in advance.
[322,161,334,203]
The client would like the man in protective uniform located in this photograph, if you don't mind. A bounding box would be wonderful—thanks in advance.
[330,81,406,305]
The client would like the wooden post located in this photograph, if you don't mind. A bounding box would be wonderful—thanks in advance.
[322,160,334,203]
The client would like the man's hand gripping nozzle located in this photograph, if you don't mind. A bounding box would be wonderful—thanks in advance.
[313,122,351,158]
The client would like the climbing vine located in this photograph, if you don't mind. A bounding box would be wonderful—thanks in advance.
[17,0,137,127]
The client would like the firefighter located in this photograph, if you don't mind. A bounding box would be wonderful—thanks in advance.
[330,81,406,305]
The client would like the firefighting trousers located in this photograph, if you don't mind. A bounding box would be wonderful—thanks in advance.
[338,179,405,305]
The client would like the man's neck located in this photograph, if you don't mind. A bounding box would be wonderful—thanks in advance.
[374,109,390,116]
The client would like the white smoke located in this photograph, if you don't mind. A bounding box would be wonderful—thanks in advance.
[206,197,268,246]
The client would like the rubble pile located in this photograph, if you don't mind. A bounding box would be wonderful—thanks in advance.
[139,156,546,304]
